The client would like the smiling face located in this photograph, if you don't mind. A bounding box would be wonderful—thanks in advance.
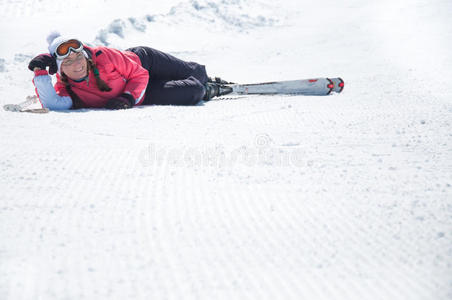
[60,51,88,80]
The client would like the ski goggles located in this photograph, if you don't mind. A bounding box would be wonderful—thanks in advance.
[54,39,84,59]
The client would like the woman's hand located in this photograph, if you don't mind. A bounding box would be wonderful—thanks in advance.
[105,93,135,110]
[28,54,58,75]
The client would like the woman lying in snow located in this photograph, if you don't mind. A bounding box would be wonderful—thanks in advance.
[28,33,232,110]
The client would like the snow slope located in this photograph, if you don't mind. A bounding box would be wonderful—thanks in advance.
[0,0,451,299]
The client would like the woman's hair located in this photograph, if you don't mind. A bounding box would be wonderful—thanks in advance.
[60,58,112,109]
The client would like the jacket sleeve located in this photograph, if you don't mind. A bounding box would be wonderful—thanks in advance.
[32,70,72,110]
[98,47,149,105]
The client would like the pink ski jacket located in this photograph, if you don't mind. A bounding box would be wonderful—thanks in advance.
[32,45,149,110]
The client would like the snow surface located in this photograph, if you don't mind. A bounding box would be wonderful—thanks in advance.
[1,0,451,299]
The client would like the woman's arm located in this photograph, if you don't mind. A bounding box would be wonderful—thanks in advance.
[32,69,73,110]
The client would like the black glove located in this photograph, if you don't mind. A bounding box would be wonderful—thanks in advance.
[28,54,58,75]
[105,93,135,110]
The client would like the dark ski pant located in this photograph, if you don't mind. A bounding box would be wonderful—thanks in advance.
[126,46,208,106]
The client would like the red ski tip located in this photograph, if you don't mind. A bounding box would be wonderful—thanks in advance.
[327,84,334,89]
[339,82,344,87]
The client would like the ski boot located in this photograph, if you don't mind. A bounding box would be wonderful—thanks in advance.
[203,81,233,101]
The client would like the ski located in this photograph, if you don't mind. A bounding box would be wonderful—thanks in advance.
[3,95,49,113]
[227,77,344,96]
[21,108,50,113]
